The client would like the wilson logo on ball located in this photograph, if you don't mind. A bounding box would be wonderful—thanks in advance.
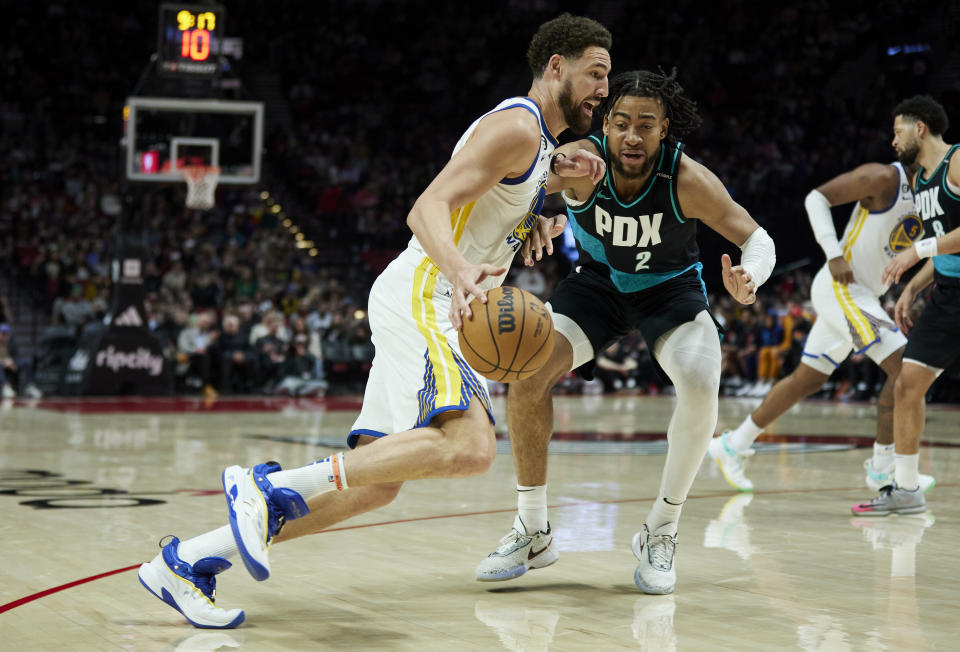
[458,285,555,383]
[497,287,517,334]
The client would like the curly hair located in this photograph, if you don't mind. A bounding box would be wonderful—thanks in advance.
[599,69,702,140]
[893,95,949,136]
[526,13,611,78]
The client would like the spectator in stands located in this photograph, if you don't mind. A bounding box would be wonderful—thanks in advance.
[290,315,323,380]
[594,340,641,393]
[0,323,39,398]
[53,284,94,331]
[216,314,258,394]
[176,310,220,398]
[755,311,785,396]
[274,333,327,397]
[252,310,287,392]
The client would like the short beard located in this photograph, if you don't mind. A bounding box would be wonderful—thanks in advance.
[897,141,920,167]
[558,79,591,134]
[611,148,658,180]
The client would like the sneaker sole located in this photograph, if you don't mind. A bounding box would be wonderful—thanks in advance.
[850,505,927,517]
[222,466,271,582]
[475,553,558,582]
[633,564,675,595]
[712,457,754,492]
[138,563,245,629]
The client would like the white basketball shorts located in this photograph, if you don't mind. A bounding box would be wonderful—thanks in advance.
[801,265,906,375]
[348,248,493,448]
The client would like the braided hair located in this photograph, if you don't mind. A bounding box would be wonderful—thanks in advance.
[599,69,702,140]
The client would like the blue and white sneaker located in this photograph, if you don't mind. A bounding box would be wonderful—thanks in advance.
[222,462,310,581]
[138,536,244,629]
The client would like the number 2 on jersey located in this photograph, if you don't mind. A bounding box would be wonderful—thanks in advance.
[635,251,651,271]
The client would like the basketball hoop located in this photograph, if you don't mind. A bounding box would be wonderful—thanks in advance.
[181,165,221,210]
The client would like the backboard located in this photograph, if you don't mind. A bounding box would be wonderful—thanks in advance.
[123,96,264,184]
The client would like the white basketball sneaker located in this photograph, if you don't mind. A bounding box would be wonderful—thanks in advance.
[709,432,755,491]
[475,515,558,581]
[632,523,677,595]
[138,536,244,629]
[222,462,310,581]
[863,457,935,494]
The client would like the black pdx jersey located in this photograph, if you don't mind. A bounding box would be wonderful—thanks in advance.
[914,143,960,281]
[563,133,700,293]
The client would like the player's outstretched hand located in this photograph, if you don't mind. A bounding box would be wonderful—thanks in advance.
[882,247,920,287]
[553,148,606,185]
[828,256,854,285]
[893,284,918,334]
[721,253,756,305]
[449,263,507,329]
[522,213,568,266]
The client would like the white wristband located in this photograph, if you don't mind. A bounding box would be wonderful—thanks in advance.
[804,189,843,260]
[915,237,938,258]
[739,226,776,288]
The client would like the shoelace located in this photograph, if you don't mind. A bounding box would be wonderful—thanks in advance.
[495,528,529,553]
[647,533,677,571]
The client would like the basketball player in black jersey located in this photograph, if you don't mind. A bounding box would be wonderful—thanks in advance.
[853,95,960,516]
[475,70,776,594]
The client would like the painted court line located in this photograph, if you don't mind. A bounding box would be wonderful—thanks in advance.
[8,482,952,614]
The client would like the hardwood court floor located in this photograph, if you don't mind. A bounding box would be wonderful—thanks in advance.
[0,394,957,651]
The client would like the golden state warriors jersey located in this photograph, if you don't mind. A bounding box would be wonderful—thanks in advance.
[408,97,556,291]
[840,162,920,297]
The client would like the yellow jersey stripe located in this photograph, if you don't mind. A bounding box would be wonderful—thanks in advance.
[452,201,476,245]
[411,258,462,407]
[831,280,874,347]
[842,206,869,262]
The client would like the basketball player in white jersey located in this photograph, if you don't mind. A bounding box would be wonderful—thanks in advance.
[137,14,611,628]
[711,157,935,495]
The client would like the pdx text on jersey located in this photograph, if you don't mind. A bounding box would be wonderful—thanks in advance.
[595,208,663,247]
[915,186,946,237]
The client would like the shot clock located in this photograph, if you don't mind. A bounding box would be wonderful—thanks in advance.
[157,3,225,76]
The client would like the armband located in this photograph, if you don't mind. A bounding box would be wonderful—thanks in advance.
[739,227,776,288]
[915,237,938,259]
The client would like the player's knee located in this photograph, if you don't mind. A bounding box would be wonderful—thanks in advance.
[893,369,924,402]
[441,418,496,476]
[670,350,720,397]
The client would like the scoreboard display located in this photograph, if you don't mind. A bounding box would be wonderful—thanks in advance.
[157,3,225,77]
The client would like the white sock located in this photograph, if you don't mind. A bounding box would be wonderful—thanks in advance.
[894,453,919,491]
[267,452,348,500]
[177,526,238,564]
[728,416,763,452]
[873,441,895,470]
[646,496,683,536]
[517,484,548,533]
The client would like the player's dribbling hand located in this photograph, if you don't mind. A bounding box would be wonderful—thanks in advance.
[893,284,917,334]
[882,247,920,287]
[449,263,507,329]
[828,256,854,285]
[721,253,756,305]
[553,148,606,185]
[522,213,568,266]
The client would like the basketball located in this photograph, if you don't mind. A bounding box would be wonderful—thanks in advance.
[457,285,555,382]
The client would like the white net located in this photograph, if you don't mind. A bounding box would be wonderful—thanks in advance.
[182,165,221,210]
